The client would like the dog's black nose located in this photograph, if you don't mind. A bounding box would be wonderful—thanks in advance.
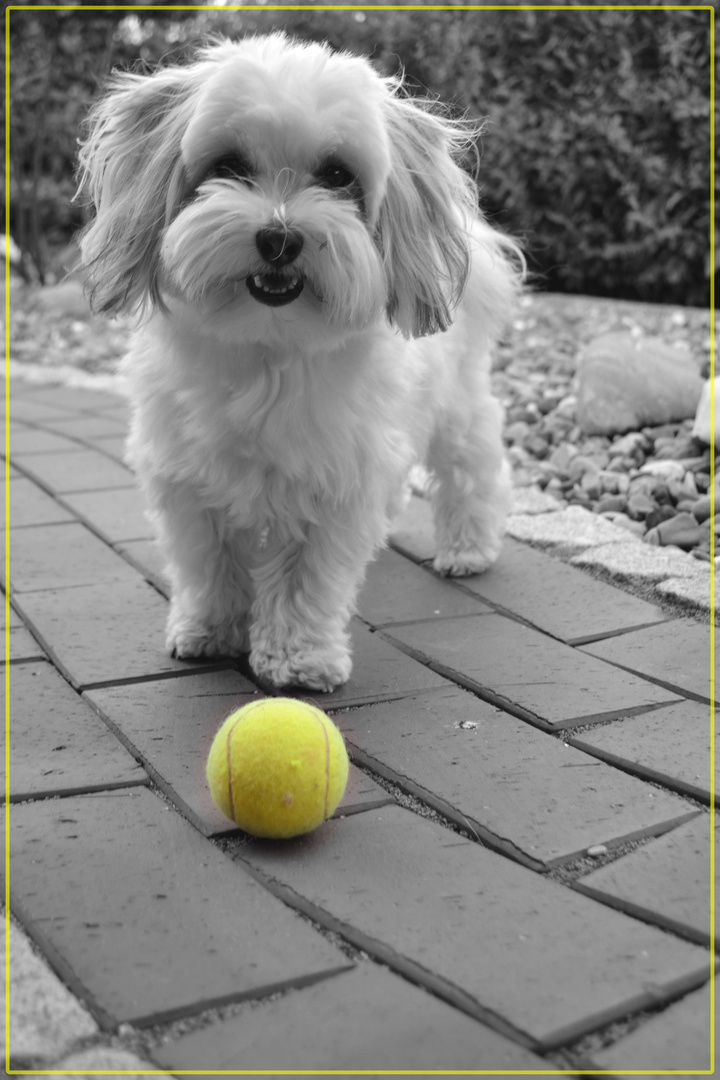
[256,227,304,268]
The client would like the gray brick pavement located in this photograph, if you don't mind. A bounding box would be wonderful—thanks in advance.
[4,380,716,1075]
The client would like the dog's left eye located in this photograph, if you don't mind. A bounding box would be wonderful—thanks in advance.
[316,161,356,190]
[205,154,253,183]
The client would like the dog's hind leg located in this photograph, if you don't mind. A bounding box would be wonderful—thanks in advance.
[427,382,511,577]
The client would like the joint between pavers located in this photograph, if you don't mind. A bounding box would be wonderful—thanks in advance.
[78,663,236,694]
[566,736,713,807]
[8,777,152,804]
[532,965,717,1055]
[539,809,702,873]
[543,697,686,732]
[574,652,711,707]
[369,610,496,632]
[6,891,118,1034]
[571,879,712,949]
[373,636,557,733]
[120,964,355,1032]
[346,744,547,873]
[565,615,674,647]
[215,849,541,1055]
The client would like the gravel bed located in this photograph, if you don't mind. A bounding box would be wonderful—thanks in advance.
[493,292,716,565]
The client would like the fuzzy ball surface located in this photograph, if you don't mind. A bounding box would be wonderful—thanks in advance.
[206,698,349,838]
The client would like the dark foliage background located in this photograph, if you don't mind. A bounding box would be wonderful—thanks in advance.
[5,2,714,306]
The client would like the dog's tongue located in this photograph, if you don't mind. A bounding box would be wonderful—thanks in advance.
[247,272,304,307]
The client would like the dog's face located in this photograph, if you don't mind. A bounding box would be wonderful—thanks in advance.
[163,36,392,343]
[79,34,479,345]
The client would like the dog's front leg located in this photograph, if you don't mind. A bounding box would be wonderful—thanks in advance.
[248,516,376,692]
[148,480,254,660]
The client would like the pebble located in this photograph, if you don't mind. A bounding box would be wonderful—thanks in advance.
[645,505,677,530]
[595,495,627,516]
[645,514,711,550]
[605,514,647,537]
[693,495,713,524]
[639,460,686,480]
[626,492,657,521]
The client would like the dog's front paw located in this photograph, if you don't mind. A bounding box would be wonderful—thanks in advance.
[250,642,352,693]
[167,612,249,660]
[433,538,502,577]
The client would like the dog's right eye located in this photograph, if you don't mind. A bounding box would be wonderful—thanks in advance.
[205,155,253,183]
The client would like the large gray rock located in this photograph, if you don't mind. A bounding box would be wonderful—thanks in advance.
[576,332,704,436]
[691,377,719,443]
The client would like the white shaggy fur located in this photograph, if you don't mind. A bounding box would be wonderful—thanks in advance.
[78,33,523,692]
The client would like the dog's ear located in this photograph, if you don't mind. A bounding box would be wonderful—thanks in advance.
[376,93,480,338]
[77,66,195,315]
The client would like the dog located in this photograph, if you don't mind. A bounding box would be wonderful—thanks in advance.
[78,33,523,692]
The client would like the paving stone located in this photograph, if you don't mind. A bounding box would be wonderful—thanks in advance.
[21,385,124,412]
[6,522,142,595]
[38,1047,162,1078]
[1,597,22,630]
[8,398,75,424]
[44,413,128,440]
[88,433,128,462]
[95,397,130,419]
[14,449,134,494]
[6,789,351,1027]
[569,698,714,803]
[118,538,168,592]
[357,548,492,626]
[506,504,634,553]
[154,963,566,1073]
[574,814,715,945]
[6,661,147,801]
[384,614,679,730]
[581,619,713,702]
[4,912,98,1064]
[8,428,79,454]
[13,578,195,689]
[337,688,698,869]
[61,488,152,545]
[458,538,668,644]
[290,620,448,710]
[86,672,392,835]
[5,479,74,528]
[233,805,711,1050]
[589,978,715,1075]
[388,494,436,562]
[4,626,46,664]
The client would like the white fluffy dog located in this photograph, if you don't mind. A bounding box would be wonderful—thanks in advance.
[78,33,522,692]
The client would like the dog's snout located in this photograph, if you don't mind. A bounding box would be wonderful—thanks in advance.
[256,227,304,268]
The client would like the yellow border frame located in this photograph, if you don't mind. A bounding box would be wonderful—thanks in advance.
[2,4,716,1075]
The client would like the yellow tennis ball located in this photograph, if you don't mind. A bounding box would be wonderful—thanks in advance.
[206,698,349,839]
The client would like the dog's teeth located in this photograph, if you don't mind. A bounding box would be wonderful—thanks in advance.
[253,275,298,295]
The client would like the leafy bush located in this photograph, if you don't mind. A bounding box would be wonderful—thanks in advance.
[375,7,713,305]
[6,3,713,304]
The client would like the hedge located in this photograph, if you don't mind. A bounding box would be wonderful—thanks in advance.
[6,3,713,305]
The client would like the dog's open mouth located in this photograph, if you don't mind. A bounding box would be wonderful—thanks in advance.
[247,272,304,307]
